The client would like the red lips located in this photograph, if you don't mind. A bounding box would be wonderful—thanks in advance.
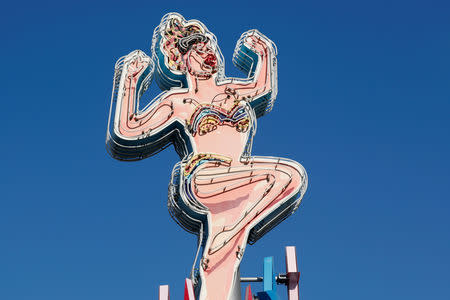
[204,54,217,67]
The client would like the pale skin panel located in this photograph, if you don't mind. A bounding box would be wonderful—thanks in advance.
[113,31,304,300]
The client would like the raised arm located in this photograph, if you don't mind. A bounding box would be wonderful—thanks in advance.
[228,30,278,117]
[106,50,185,161]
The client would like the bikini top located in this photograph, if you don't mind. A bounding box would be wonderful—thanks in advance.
[188,103,250,136]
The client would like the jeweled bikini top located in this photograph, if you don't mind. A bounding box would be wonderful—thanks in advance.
[188,103,250,136]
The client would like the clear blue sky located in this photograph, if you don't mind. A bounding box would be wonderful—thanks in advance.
[1,1,449,299]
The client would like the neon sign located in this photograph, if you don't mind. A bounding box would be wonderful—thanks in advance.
[106,13,307,300]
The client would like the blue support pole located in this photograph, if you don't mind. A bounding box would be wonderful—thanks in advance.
[263,256,276,292]
[258,256,280,300]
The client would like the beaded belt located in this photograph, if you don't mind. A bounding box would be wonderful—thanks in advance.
[184,153,232,177]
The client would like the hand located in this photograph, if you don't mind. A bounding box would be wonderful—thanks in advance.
[244,30,271,56]
[125,50,150,79]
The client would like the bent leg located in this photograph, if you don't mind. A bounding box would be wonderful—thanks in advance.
[192,157,307,300]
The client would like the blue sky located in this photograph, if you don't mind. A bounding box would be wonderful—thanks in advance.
[1,0,449,299]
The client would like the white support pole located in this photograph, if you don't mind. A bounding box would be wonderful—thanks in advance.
[285,246,300,300]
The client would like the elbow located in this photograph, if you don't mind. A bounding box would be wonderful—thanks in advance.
[105,127,144,161]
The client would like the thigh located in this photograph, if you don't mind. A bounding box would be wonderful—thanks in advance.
[191,156,306,225]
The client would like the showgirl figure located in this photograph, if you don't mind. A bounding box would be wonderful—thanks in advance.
[106,13,307,300]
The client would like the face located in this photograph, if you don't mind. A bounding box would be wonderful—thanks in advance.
[185,42,218,77]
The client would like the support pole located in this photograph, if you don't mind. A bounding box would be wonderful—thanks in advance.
[285,246,300,300]
[245,285,253,300]
[159,285,170,300]
[184,278,195,300]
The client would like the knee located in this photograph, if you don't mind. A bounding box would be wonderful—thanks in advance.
[279,159,308,191]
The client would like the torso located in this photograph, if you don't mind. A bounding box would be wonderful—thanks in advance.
[171,85,254,162]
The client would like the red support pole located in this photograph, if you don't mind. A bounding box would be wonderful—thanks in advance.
[184,278,195,300]
[245,284,253,300]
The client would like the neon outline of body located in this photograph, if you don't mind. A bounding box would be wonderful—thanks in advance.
[106,13,307,300]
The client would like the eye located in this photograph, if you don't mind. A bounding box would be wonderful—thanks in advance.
[195,43,206,53]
